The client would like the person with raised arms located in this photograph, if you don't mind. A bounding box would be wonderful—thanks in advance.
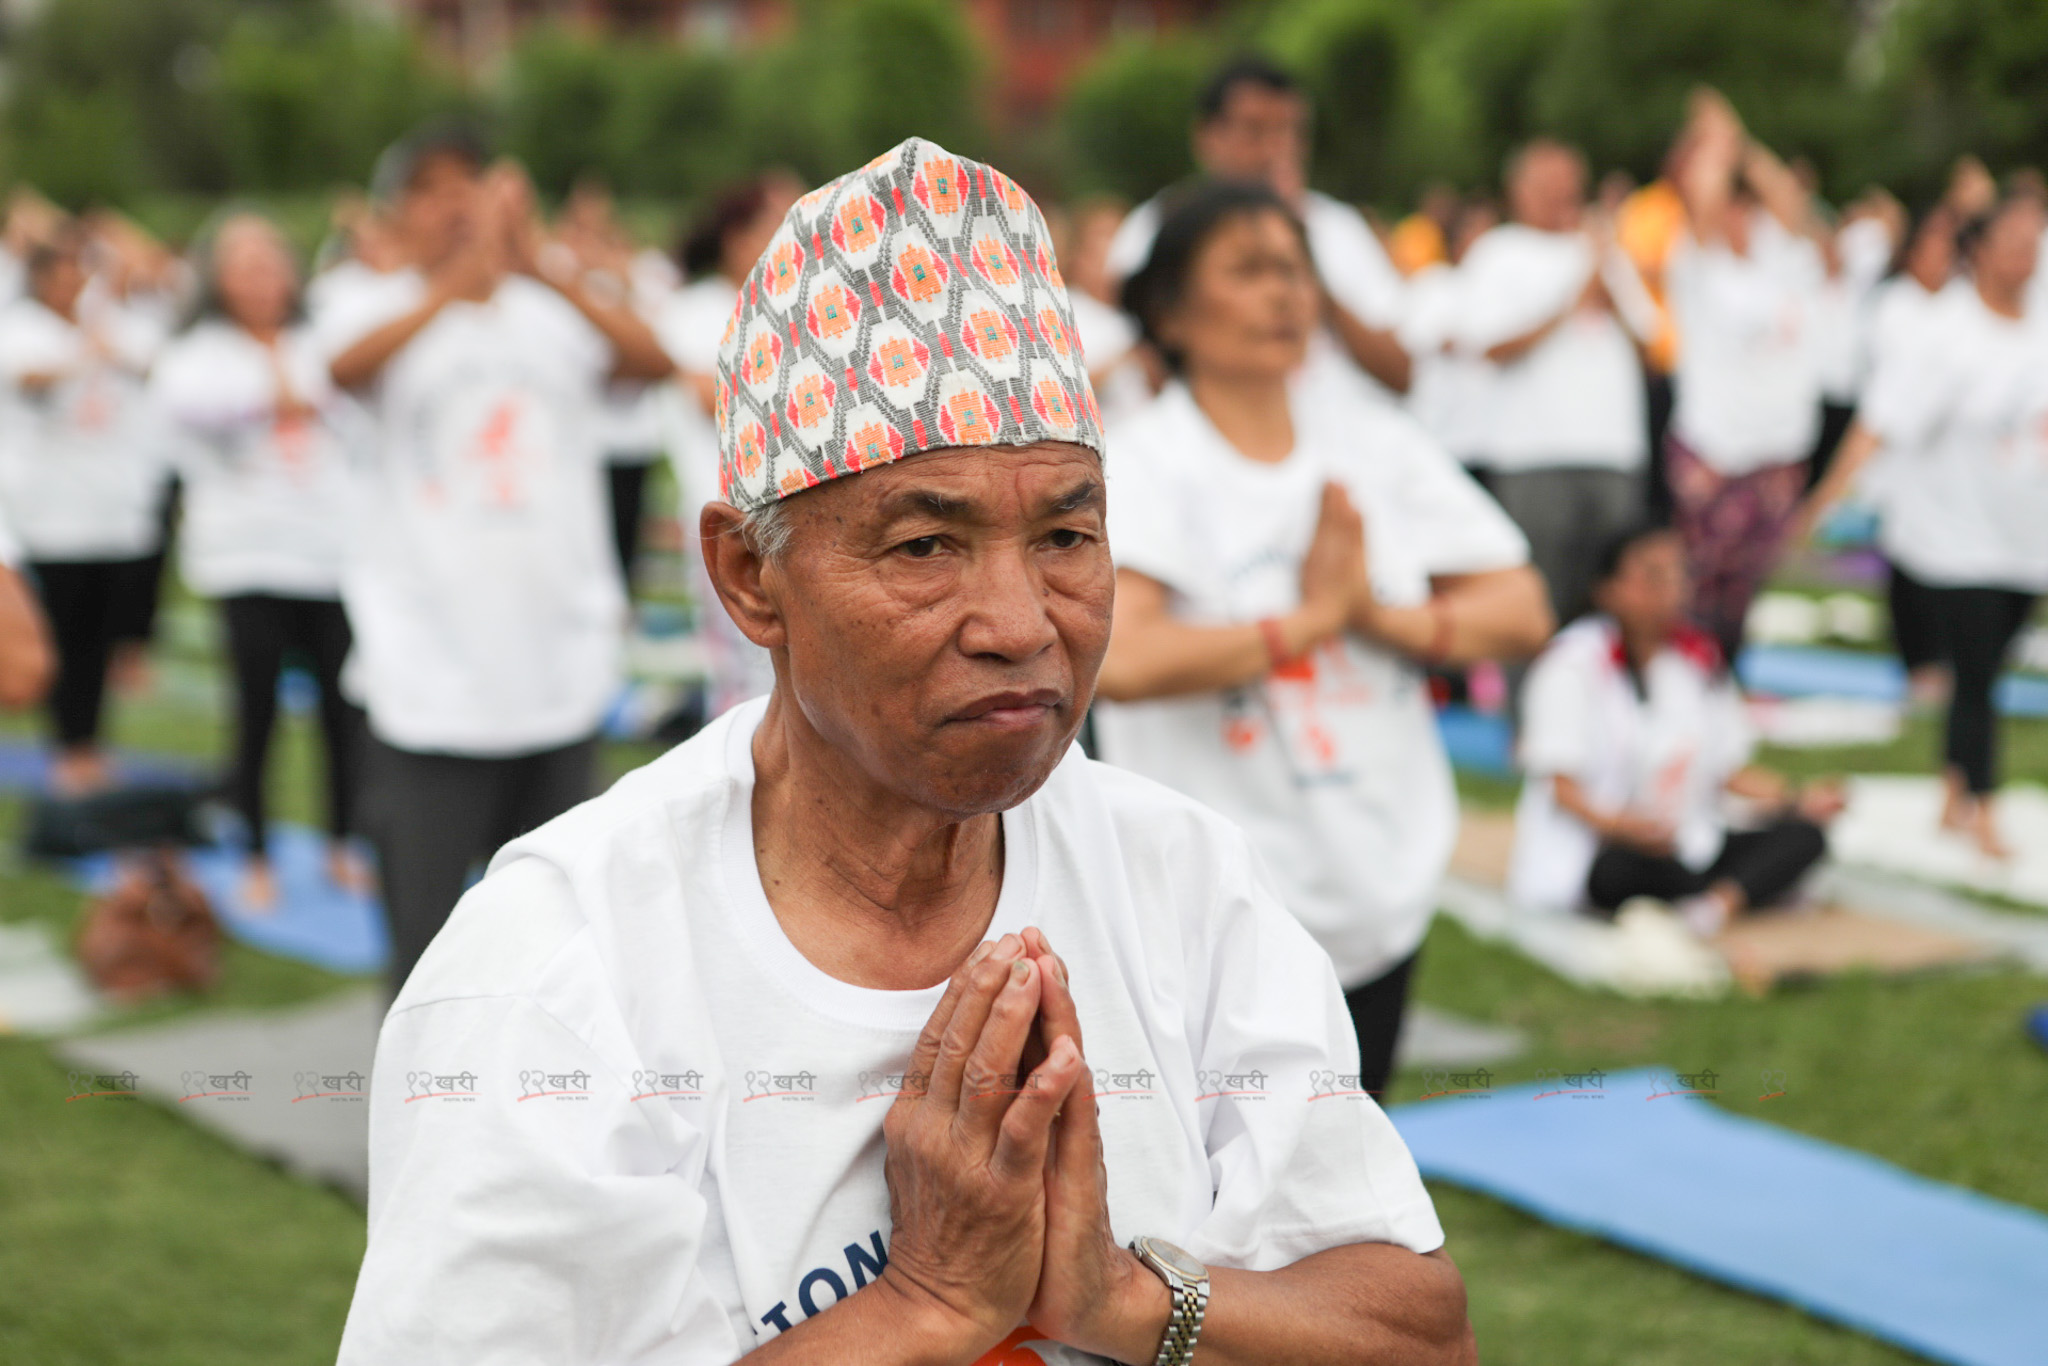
[340,139,1471,1366]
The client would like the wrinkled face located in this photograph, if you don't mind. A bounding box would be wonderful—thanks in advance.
[1159,207,1317,383]
[1596,532,1690,638]
[1195,84,1310,190]
[396,152,484,271]
[766,441,1112,816]
[213,217,298,333]
[1510,146,1585,234]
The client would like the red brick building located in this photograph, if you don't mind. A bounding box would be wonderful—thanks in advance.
[385,0,1218,124]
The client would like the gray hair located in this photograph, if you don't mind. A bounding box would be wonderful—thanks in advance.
[740,499,794,560]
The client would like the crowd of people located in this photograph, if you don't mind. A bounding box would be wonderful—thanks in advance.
[0,53,2036,1052]
[0,46,2036,1363]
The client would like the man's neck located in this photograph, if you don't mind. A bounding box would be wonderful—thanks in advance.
[748,693,1004,990]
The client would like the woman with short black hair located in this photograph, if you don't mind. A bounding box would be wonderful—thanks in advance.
[1096,178,1553,1097]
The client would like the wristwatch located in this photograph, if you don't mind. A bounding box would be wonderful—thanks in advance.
[1128,1235,1209,1366]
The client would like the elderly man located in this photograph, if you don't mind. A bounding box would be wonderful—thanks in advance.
[340,139,1471,1366]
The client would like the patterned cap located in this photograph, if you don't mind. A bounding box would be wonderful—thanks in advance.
[714,138,1105,512]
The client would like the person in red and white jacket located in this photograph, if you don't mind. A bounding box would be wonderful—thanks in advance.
[1509,523,1843,934]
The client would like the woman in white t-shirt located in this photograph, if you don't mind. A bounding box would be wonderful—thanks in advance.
[153,213,365,907]
[1665,96,1835,664]
[0,227,163,793]
[1799,194,2048,858]
[1856,205,1961,707]
[1510,524,1840,933]
[657,174,800,719]
[1094,180,1552,1097]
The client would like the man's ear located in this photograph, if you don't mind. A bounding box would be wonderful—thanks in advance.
[699,502,788,651]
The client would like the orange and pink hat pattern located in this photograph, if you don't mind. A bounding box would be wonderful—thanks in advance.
[714,137,1105,512]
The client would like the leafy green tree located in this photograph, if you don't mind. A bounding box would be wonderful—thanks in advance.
[1058,32,1218,203]
[1861,0,2048,202]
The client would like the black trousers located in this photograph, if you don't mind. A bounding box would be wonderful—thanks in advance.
[1344,948,1420,1103]
[219,595,363,851]
[1642,369,1676,522]
[114,476,178,646]
[1926,585,2036,795]
[1887,563,1947,674]
[1806,400,1857,491]
[606,460,655,583]
[1587,816,1828,913]
[361,733,597,998]
[29,557,154,748]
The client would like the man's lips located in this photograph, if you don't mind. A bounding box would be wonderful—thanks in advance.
[948,689,1063,729]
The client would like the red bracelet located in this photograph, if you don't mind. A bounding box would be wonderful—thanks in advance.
[1423,596,1455,664]
[1257,616,1291,670]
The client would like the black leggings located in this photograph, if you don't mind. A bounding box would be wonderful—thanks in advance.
[1587,816,1828,913]
[1343,948,1420,1103]
[220,595,363,851]
[1887,563,1947,674]
[30,557,154,748]
[1926,585,2036,795]
[606,460,654,583]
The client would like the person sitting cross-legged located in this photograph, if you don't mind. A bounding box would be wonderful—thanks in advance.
[1509,523,1842,936]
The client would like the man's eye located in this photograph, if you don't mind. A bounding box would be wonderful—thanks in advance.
[1047,528,1087,549]
[899,536,942,558]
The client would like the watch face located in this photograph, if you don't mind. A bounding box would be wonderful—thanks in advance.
[1142,1238,1206,1280]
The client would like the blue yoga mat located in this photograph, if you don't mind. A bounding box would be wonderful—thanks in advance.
[0,741,210,793]
[77,824,387,976]
[1739,645,2048,717]
[1391,1067,2048,1366]
[1436,705,1515,778]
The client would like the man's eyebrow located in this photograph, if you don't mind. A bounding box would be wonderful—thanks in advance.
[879,488,974,521]
[1047,479,1104,514]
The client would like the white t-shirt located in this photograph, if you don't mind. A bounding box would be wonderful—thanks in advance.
[656,276,776,717]
[1667,216,1827,473]
[0,498,21,568]
[339,699,1444,1363]
[1860,285,2048,592]
[1094,382,1528,986]
[151,321,353,599]
[1398,262,1493,465]
[1108,188,1407,406]
[1816,215,1896,401]
[312,270,626,754]
[0,297,164,561]
[1454,224,1647,472]
[1509,616,1754,911]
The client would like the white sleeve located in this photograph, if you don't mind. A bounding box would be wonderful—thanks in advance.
[1858,312,1963,452]
[308,274,421,364]
[1182,821,1445,1268]
[1104,428,1203,596]
[1384,417,1529,576]
[1453,235,1579,352]
[1517,643,1596,777]
[1310,199,1405,329]
[0,309,71,383]
[0,502,21,569]
[339,865,742,1365]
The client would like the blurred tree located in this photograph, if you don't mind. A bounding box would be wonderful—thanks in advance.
[1058,32,1218,203]
[1862,0,2048,204]
[605,46,743,200]
[1409,0,1577,195]
[1529,0,1863,193]
[1261,0,1422,209]
[3,0,235,203]
[502,25,622,198]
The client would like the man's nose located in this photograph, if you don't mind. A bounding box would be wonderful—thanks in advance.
[957,541,1059,664]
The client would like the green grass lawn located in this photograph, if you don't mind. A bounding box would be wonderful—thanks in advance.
[3,630,2045,1362]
